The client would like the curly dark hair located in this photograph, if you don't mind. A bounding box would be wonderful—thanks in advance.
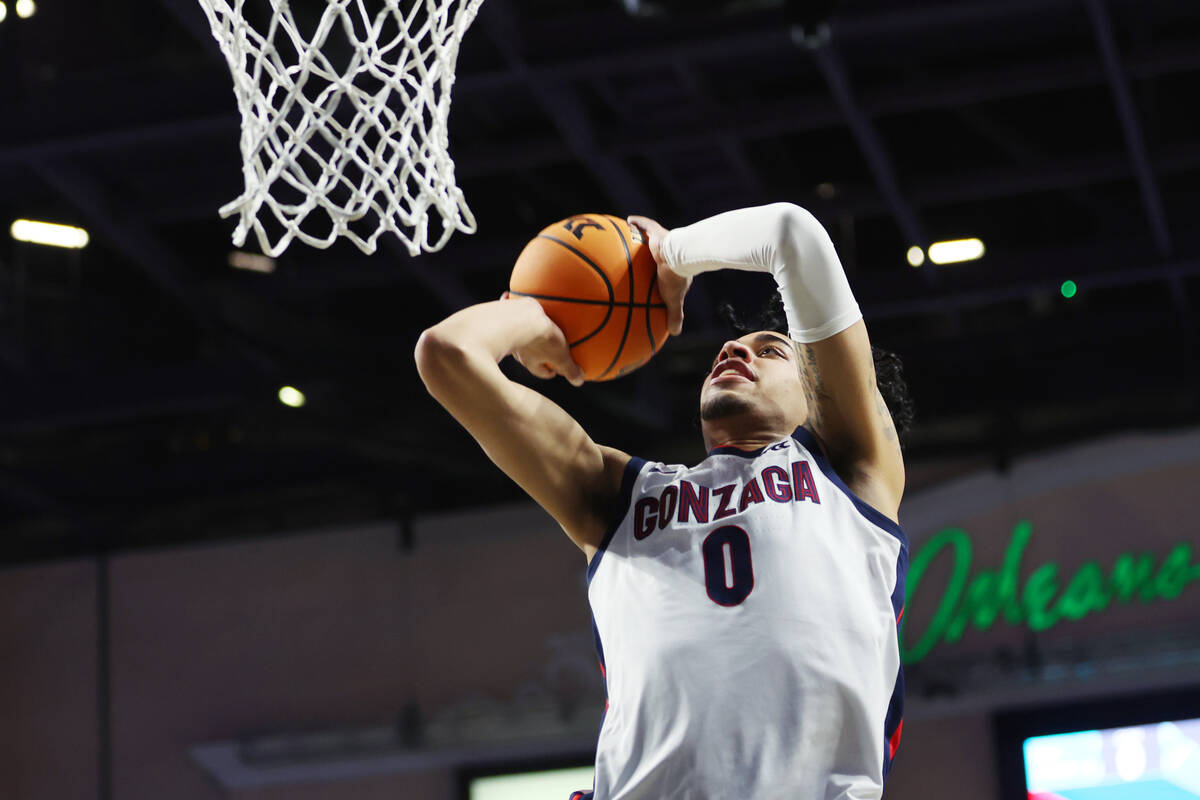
[716,294,915,438]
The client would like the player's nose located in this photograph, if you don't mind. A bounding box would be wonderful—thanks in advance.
[717,339,753,363]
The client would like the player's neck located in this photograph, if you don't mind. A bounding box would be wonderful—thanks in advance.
[702,422,795,453]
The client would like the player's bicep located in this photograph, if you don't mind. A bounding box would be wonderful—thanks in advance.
[801,320,904,515]
[415,335,623,548]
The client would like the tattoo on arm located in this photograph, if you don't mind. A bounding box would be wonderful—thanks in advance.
[875,389,899,442]
[798,343,827,430]
[799,342,901,459]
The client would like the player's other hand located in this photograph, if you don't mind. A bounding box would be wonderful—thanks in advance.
[499,292,586,386]
[627,214,690,337]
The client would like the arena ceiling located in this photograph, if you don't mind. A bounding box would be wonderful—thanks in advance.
[1,0,1197,564]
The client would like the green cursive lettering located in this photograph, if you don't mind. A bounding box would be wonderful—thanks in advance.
[1154,544,1195,599]
[900,528,971,663]
[1109,552,1156,602]
[899,521,1200,664]
[1053,562,1110,621]
[1023,563,1061,631]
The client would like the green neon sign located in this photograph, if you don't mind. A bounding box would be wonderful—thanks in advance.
[900,520,1200,664]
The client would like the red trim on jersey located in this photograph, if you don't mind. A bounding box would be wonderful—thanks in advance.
[887,718,904,759]
[896,605,905,623]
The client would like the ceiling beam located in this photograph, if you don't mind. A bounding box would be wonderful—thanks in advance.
[0,364,252,435]
[460,41,1200,177]
[669,61,768,201]
[1086,0,1172,257]
[866,258,1200,321]
[941,100,1117,226]
[5,41,1198,183]
[458,0,1084,93]
[0,469,66,514]
[158,0,219,51]
[381,238,475,311]
[0,115,236,169]
[34,161,214,323]
[0,334,24,372]
[809,36,928,251]
[31,162,377,371]
[855,143,1200,219]
[479,0,656,215]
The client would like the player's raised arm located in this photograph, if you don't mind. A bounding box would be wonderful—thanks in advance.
[414,297,630,555]
[631,203,904,520]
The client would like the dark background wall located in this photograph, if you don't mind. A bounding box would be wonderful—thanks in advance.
[3,426,1197,799]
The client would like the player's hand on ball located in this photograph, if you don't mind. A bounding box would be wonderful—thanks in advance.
[500,292,586,387]
[627,214,690,336]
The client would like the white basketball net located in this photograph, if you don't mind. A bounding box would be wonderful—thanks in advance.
[198,0,484,257]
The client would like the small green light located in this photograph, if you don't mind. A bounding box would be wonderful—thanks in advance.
[1060,280,1078,299]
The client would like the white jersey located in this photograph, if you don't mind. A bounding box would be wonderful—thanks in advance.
[579,426,907,800]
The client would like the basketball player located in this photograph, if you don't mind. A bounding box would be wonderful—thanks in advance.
[415,203,909,799]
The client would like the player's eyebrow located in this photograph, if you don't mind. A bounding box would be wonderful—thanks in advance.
[750,333,792,354]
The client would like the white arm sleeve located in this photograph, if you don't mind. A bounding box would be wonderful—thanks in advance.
[659,203,862,343]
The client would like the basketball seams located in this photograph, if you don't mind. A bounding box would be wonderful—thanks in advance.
[623,213,668,367]
[535,234,616,305]
[598,216,636,379]
[534,233,615,347]
[508,291,666,310]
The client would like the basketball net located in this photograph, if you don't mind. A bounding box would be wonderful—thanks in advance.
[197,0,484,257]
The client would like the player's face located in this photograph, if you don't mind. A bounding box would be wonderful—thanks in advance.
[699,331,808,435]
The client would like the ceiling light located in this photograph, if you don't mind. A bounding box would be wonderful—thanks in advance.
[228,251,276,273]
[11,219,90,249]
[0,3,8,23]
[906,246,925,267]
[14,0,33,18]
[278,386,306,408]
[927,238,985,265]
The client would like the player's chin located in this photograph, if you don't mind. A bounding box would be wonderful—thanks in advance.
[699,390,755,422]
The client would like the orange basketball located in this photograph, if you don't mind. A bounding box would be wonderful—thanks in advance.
[509,214,669,381]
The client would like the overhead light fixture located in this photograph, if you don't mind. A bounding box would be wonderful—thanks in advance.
[228,251,276,273]
[10,219,90,249]
[906,246,925,268]
[0,3,8,23]
[927,238,985,265]
[278,386,306,408]
[14,0,32,18]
